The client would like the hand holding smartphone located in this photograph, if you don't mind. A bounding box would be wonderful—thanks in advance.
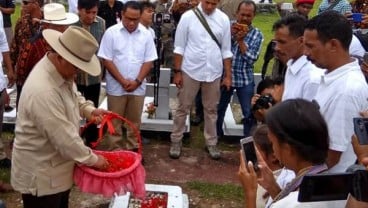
[240,137,259,171]
[353,117,368,145]
[352,13,363,23]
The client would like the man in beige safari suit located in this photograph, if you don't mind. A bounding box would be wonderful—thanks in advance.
[11,26,109,208]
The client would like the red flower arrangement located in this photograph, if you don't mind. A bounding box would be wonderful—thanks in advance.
[144,102,156,119]
[93,152,135,172]
[129,191,168,208]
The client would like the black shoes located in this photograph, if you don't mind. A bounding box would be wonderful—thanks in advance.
[0,158,11,169]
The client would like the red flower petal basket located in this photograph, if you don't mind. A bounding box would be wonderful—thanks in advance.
[73,113,146,198]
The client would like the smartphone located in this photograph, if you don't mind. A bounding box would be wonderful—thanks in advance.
[298,173,352,202]
[353,117,368,145]
[352,13,363,23]
[240,136,258,171]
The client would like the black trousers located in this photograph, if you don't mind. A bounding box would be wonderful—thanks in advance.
[76,83,101,107]
[22,189,70,208]
[77,83,101,146]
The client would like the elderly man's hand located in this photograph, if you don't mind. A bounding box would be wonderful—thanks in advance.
[90,108,111,124]
[92,154,109,170]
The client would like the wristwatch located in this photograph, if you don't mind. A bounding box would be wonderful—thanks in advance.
[135,78,142,85]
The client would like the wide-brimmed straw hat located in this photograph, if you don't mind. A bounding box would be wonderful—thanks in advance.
[43,26,101,76]
[42,3,79,25]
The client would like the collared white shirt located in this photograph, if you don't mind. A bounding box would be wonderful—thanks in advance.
[68,0,78,14]
[282,55,324,101]
[350,34,365,58]
[148,26,155,40]
[174,4,232,82]
[0,12,9,91]
[98,23,157,96]
[315,59,368,173]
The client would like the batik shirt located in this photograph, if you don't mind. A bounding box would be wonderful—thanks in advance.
[10,13,41,86]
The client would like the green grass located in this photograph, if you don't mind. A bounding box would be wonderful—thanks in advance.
[252,0,322,75]
[0,168,10,182]
[187,181,243,201]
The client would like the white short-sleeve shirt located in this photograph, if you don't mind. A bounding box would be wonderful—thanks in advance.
[98,23,158,96]
[0,12,9,90]
[174,4,233,82]
[349,34,365,58]
[282,55,324,101]
[315,59,368,173]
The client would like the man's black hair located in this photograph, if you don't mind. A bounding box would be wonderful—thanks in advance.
[78,0,99,10]
[305,10,352,51]
[123,1,142,13]
[256,77,274,94]
[140,1,155,10]
[237,0,257,14]
[273,13,307,38]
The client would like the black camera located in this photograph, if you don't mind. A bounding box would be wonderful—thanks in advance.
[162,13,171,23]
[252,94,275,111]
[153,13,163,25]
[298,165,368,203]
[153,13,171,25]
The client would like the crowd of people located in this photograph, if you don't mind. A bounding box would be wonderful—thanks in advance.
[0,0,366,207]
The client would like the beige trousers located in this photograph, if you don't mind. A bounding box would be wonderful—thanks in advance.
[98,94,144,150]
[170,72,221,146]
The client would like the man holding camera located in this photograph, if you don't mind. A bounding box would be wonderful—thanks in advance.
[304,11,368,173]
[216,0,263,138]
[169,0,232,160]
[155,0,175,70]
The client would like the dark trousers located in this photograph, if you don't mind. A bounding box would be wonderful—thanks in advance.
[16,84,23,109]
[195,90,203,119]
[76,83,101,107]
[217,84,254,137]
[22,189,70,208]
[77,83,101,146]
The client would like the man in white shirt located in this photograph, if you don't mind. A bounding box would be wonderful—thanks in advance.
[349,34,365,58]
[140,1,156,39]
[0,11,15,188]
[98,1,157,151]
[304,11,368,173]
[273,14,323,102]
[169,0,232,160]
